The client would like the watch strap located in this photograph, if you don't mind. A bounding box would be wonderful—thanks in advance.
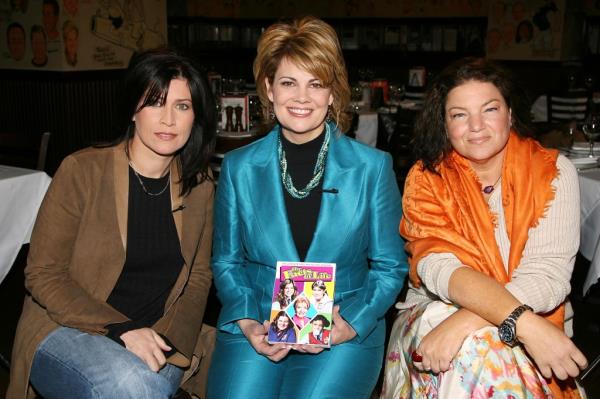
[500,304,533,346]
[506,304,533,324]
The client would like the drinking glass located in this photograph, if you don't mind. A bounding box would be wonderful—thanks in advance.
[582,115,600,158]
[350,84,363,102]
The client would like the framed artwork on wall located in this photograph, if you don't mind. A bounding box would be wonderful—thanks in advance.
[220,95,249,134]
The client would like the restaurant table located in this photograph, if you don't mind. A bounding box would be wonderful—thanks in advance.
[579,168,600,295]
[0,165,51,284]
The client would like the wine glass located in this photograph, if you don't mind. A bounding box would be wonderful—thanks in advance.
[582,115,600,158]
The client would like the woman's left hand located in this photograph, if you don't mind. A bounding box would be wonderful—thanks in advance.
[330,305,357,345]
[292,306,356,353]
[414,309,489,374]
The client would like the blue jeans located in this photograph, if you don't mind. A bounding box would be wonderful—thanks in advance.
[30,327,183,399]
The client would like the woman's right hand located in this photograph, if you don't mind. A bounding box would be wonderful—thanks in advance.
[517,311,588,380]
[414,308,490,374]
[237,319,291,362]
[121,328,171,372]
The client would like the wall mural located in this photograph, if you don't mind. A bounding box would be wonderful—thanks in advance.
[486,0,568,60]
[186,0,489,18]
[0,0,166,70]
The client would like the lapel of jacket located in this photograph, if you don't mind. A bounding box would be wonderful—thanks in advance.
[305,130,363,262]
[113,142,129,251]
[170,160,184,244]
[248,129,300,262]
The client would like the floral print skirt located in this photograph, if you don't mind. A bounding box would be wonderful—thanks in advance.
[380,301,574,399]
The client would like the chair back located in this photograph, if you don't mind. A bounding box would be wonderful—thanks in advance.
[403,90,425,111]
[0,131,51,171]
[547,90,589,123]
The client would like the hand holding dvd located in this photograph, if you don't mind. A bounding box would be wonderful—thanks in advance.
[237,318,291,362]
[291,343,325,354]
[329,305,357,346]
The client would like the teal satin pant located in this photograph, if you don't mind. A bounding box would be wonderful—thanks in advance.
[207,331,383,399]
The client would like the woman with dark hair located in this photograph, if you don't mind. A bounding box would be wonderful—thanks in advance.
[302,315,331,345]
[273,278,298,310]
[310,279,333,313]
[381,57,587,398]
[268,311,297,343]
[207,16,406,399]
[8,48,216,399]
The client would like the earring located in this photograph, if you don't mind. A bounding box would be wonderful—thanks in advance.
[269,104,276,121]
[326,106,332,123]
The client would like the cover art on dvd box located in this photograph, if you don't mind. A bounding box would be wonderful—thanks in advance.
[268,261,336,347]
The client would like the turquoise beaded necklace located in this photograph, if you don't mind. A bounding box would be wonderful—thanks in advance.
[278,123,331,199]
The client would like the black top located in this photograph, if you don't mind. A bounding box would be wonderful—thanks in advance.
[280,130,326,261]
[106,167,184,343]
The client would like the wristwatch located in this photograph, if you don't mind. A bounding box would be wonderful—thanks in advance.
[498,304,533,347]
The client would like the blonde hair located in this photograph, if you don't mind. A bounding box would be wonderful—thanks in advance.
[253,16,351,133]
[294,295,311,310]
[62,20,78,40]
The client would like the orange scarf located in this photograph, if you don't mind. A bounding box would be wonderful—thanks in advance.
[400,132,578,398]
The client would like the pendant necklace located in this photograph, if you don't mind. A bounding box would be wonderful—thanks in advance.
[278,123,331,199]
[482,175,501,194]
[128,161,170,197]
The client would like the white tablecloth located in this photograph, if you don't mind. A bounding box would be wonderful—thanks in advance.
[0,165,51,284]
[579,169,600,295]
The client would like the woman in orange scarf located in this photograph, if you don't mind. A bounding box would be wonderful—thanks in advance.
[381,58,588,398]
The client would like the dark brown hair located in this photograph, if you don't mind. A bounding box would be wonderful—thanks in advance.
[413,57,531,172]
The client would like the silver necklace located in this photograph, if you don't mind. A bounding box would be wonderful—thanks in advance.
[128,161,170,197]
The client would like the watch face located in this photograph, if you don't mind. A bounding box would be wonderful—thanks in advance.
[498,323,515,345]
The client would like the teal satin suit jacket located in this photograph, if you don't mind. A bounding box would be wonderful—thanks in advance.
[212,123,408,347]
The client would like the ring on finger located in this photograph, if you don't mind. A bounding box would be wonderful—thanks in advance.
[411,350,423,363]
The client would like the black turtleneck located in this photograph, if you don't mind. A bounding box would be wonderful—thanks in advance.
[280,129,326,261]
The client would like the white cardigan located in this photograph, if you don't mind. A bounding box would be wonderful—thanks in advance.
[403,155,579,319]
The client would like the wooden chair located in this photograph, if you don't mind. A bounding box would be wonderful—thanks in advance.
[403,90,425,111]
[546,90,590,124]
[0,131,51,171]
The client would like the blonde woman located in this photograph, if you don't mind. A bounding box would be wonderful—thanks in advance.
[207,16,407,398]
[62,20,78,66]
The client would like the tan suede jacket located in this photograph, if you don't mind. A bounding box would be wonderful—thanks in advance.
[7,142,214,398]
